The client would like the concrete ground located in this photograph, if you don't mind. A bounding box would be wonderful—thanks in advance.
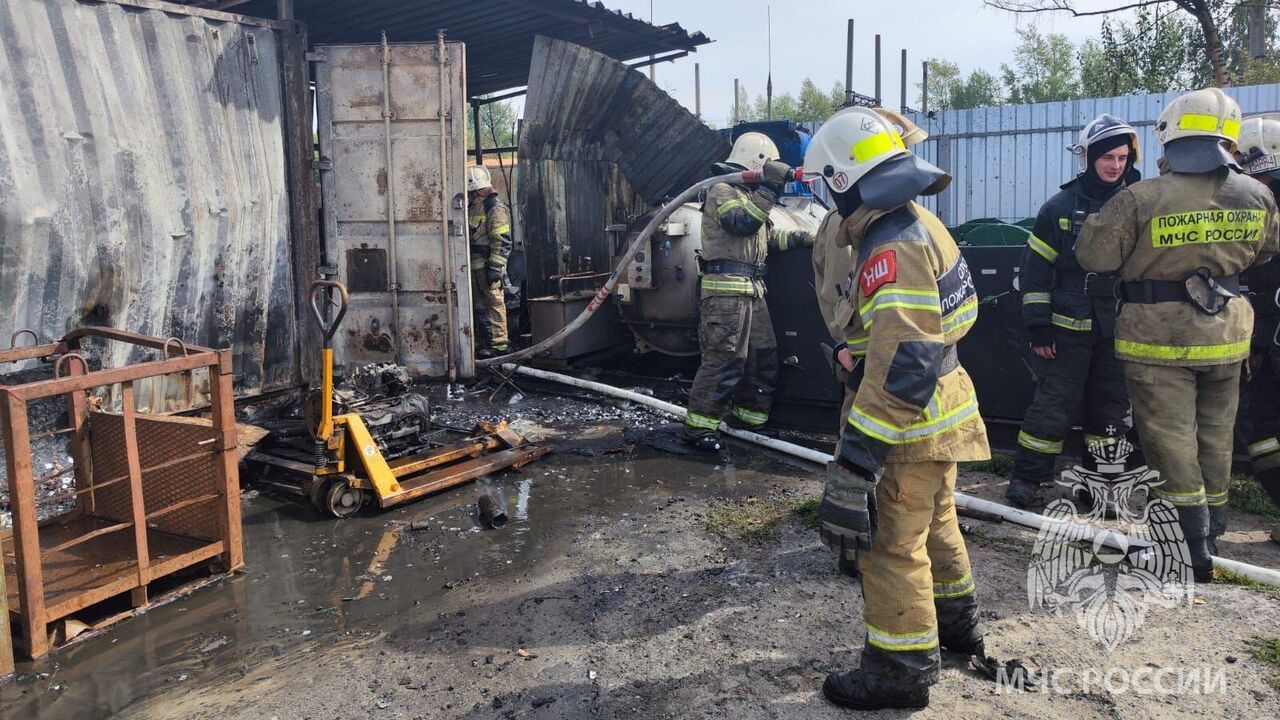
[2,388,1280,719]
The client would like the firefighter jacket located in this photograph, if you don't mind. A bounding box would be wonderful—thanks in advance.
[468,194,513,274]
[699,182,813,298]
[813,208,855,342]
[1077,167,1280,366]
[836,201,990,472]
[1245,256,1280,353]
[1021,177,1125,339]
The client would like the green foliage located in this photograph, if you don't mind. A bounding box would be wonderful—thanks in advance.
[960,453,1015,475]
[465,99,517,151]
[1246,635,1280,692]
[705,496,821,541]
[1229,474,1280,521]
[1214,568,1280,599]
[919,59,1003,110]
[1001,26,1082,104]
[1080,7,1201,97]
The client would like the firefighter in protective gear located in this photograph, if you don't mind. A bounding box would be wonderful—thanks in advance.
[804,108,991,711]
[1007,114,1140,509]
[1077,87,1280,582]
[814,109,928,346]
[1235,115,1280,544]
[683,133,814,451]
[467,165,513,358]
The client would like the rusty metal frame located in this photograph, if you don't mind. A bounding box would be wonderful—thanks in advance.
[0,328,243,658]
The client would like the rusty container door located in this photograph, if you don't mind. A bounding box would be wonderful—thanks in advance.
[314,40,473,379]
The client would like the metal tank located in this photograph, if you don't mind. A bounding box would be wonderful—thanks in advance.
[615,196,827,356]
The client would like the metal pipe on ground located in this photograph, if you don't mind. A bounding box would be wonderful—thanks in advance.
[505,364,1280,589]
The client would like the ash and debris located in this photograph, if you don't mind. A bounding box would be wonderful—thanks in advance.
[0,365,83,527]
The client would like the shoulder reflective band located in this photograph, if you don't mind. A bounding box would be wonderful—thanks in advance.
[858,288,941,329]
[700,277,756,294]
[1022,292,1051,305]
[865,623,938,652]
[848,393,979,445]
[718,197,768,224]
[933,572,975,599]
[1027,235,1059,262]
[1115,337,1250,362]
[1178,113,1241,140]
[1058,217,1071,231]
[1051,313,1092,331]
[1150,209,1265,248]
[1018,430,1063,455]
[851,130,906,164]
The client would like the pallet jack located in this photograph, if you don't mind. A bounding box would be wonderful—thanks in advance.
[245,279,551,517]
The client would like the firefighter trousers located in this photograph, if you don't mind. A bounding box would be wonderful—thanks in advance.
[1013,330,1131,484]
[1125,361,1239,515]
[1240,350,1280,474]
[470,269,508,351]
[684,294,778,436]
[857,461,982,692]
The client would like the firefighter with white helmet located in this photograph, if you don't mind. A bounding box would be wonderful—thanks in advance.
[1235,115,1280,544]
[466,165,513,358]
[682,132,814,450]
[1007,113,1140,509]
[804,107,991,710]
[1078,88,1280,580]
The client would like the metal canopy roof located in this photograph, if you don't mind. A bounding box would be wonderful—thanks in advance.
[181,0,711,98]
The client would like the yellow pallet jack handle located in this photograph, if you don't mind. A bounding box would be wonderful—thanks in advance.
[310,279,349,442]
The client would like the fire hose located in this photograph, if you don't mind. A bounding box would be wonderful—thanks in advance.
[503,363,1280,589]
[475,168,800,368]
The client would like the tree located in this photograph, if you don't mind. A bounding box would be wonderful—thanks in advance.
[1001,26,1082,104]
[983,0,1266,87]
[919,58,962,109]
[798,78,839,120]
[918,59,1004,110]
[1078,6,1200,96]
[751,91,799,121]
[466,100,517,151]
[953,69,1005,108]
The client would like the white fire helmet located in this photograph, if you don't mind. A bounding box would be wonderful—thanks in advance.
[1068,113,1140,173]
[1236,115,1280,179]
[725,132,781,172]
[466,165,493,192]
[803,107,909,194]
[1155,87,1242,152]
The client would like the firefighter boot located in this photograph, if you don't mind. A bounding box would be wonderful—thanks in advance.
[1207,503,1228,556]
[1176,504,1215,583]
[1006,478,1046,509]
[823,646,935,711]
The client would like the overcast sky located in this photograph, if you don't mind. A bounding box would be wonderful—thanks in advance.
[598,0,1120,126]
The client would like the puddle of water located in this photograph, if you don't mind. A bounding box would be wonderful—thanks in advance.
[0,442,795,719]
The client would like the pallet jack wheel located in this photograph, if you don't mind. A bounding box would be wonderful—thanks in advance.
[308,477,328,513]
[323,476,364,518]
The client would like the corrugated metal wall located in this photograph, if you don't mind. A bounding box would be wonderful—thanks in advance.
[902,85,1280,225]
[0,0,296,399]
[519,36,729,296]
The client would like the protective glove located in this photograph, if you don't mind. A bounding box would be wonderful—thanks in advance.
[761,160,793,190]
[819,460,879,567]
[485,265,503,285]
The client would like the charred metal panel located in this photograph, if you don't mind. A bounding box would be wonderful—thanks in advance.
[315,41,473,379]
[346,247,390,293]
[0,0,296,399]
[520,36,730,296]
